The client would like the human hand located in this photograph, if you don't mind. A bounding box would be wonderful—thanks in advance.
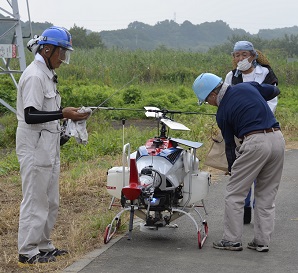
[62,107,90,121]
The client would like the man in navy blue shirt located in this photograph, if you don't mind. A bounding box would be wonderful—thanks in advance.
[192,73,285,252]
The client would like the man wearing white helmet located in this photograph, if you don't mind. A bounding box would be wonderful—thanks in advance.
[192,73,285,252]
[17,26,90,266]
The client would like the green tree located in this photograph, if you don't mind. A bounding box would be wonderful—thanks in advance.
[69,24,105,49]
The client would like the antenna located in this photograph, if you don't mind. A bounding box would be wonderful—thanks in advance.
[122,119,125,148]
[0,0,30,113]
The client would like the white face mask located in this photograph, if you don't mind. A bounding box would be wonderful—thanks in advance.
[237,58,252,71]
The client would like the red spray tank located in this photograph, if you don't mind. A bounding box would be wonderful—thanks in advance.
[121,158,142,201]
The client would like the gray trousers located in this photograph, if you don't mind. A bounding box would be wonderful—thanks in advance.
[223,130,285,245]
[16,123,60,258]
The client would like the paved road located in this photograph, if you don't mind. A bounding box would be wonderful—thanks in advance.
[63,149,298,273]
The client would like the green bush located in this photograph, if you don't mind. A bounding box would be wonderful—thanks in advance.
[122,86,142,104]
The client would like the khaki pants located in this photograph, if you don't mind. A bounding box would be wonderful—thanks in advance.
[223,130,285,245]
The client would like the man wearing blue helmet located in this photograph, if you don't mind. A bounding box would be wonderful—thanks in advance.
[192,73,285,252]
[16,26,90,266]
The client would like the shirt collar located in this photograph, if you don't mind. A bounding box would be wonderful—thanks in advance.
[254,64,263,74]
[216,83,229,106]
[35,53,46,64]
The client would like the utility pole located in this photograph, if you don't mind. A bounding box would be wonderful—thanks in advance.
[0,0,30,113]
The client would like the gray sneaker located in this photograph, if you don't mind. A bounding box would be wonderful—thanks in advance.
[18,254,56,268]
[213,239,243,251]
[247,241,269,252]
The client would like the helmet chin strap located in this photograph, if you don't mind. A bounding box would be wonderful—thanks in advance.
[46,46,57,70]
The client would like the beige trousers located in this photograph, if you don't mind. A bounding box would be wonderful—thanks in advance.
[223,130,285,245]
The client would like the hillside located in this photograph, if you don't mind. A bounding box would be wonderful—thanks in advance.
[99,20,298,51]
[1,14,298,51]
[100,20,248,51]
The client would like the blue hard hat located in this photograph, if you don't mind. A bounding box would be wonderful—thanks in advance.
[192,73,222,104]
[38,26,73,51]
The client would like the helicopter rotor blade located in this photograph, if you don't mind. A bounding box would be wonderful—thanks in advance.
[169,137,203,149]
[160,118,190,131]
[144,107,163,118]
[87,106,216,117]
[144,106,216,116]
[88,106,145,112]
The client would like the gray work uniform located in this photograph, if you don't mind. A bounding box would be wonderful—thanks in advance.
[16,54,61,258]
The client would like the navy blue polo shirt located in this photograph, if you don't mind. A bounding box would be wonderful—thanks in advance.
[216,81,280,170]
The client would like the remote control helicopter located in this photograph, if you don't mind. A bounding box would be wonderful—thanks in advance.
[104,106,211,248]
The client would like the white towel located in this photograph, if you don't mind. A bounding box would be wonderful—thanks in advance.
[65,107,92,145]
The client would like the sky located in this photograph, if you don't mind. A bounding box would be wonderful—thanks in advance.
[5,0,298,34]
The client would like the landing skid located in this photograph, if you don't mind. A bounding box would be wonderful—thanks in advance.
[103,204,208,248]
[171,207,208,249]
[103,207,130,244]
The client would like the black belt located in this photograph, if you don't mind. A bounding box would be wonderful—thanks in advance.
[243,128,280,139]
